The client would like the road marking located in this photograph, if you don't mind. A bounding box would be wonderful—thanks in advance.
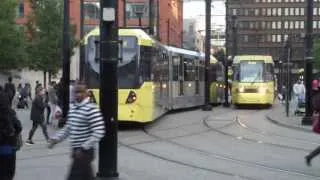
[236,136,243,140]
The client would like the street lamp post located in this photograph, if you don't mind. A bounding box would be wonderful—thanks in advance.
[302,0,314,125]
[202,0,213,111]
[61,0,70,127]
[96,0,119,178]
[80,0,85,81]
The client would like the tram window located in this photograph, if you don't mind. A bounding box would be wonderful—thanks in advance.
[173,56,179,81]
[184,58,195,81]
[264,63,274,81]
[232,65,240,81]
[140,46,153,81]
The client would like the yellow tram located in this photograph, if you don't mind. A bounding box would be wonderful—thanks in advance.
[83,28,225,123]
[231,55,275,106]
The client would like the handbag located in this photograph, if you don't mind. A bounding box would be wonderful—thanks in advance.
[312,112,320,134]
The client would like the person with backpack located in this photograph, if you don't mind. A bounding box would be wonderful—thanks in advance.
[4,77,16,107]
[0,91,22,180]
[305,79,320,166]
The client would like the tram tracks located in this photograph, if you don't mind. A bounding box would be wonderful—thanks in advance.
[120,109,320,179]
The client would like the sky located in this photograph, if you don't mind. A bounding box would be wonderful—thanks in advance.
[183,1,226,26]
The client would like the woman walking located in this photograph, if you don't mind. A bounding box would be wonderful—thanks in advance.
[0,91,22,180]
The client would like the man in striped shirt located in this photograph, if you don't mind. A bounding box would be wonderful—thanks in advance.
[48,82,105,180]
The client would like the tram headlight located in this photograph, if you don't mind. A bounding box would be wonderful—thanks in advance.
[258,87,268,94]
[126,91,137,104]
[238,87,245,93]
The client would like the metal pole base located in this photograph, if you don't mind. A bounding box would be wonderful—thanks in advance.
[223,102,230,107]
[301,116,312,125]
[202,104,213,111]
[96,172,119,180]
[96,177,119,180]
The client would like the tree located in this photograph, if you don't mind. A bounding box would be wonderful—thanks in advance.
[0,0,26,70]
[213,49,226,63]
[26,0,78,84]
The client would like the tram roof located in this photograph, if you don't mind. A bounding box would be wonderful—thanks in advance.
[165,46,202,57]
[83,27,154,46]
[233,55,274,64]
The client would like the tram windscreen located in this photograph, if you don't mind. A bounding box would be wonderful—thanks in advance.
[118,36,139,89]
[239,61,264,83]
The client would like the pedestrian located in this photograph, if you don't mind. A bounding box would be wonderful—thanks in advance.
[25,86,49,145]
[4,77,16,107]
[0,91,22,180]
[47,82,58,124]
[305,79,320,166]
[48,82,105,180]
[293,79,305,114]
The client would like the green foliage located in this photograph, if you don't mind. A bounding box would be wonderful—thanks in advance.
[26,0,78,75]
[213,49,226,62]
[314,42,320,70]
[0,0,26,70]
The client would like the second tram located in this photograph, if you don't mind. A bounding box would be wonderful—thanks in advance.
[231,55,275,106]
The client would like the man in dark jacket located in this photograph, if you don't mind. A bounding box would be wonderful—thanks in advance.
[4,77,16,107]
[25,86,49,145]
[0,91,22,180]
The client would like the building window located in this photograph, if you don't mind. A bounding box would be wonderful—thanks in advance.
[84,2,100,20]
[313,21,317,29]
[277,35,281,42]
[17,2,24,17]
[272,35,276,42]
[295,8,300,16]
[290,21,294,29]
[277,21,281,29]
[267,35,272,42]
[284,21,289,29]
[277,8,282,16]
[301,8,305,16]
[272,8,277,16]
[255,9,260,16]
[301,21,304,29]
[262,8,266,16]
[290,8,294,16]
[295,21,300,29]
[261,21,266,28]
[244,35,249,42]
[232,9,237,15]
[285,8,289,16]
[267,8,272,16]
[314,8,318,16]
[272,21,276,29]
[126,3,149,19]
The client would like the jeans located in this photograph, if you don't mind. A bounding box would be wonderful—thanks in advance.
[0,153,16,180]
[28,121,49,141]
[67,148,94,180]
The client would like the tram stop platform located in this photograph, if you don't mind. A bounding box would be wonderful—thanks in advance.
[265,102,312,132]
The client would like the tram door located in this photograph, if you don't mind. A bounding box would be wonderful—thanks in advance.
[195,61,200,95]
[179,55,184,96]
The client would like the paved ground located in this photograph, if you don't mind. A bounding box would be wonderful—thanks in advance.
[14,103,320,180]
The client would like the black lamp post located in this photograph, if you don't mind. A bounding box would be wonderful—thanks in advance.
[202,0,213,111]
[302,0,314,125]
[135,11,143,27]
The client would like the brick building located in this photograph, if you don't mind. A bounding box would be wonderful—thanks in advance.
[17,0,183,47]
[226,0,320,68]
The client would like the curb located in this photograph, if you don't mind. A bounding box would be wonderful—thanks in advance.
[265,115,311,133]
